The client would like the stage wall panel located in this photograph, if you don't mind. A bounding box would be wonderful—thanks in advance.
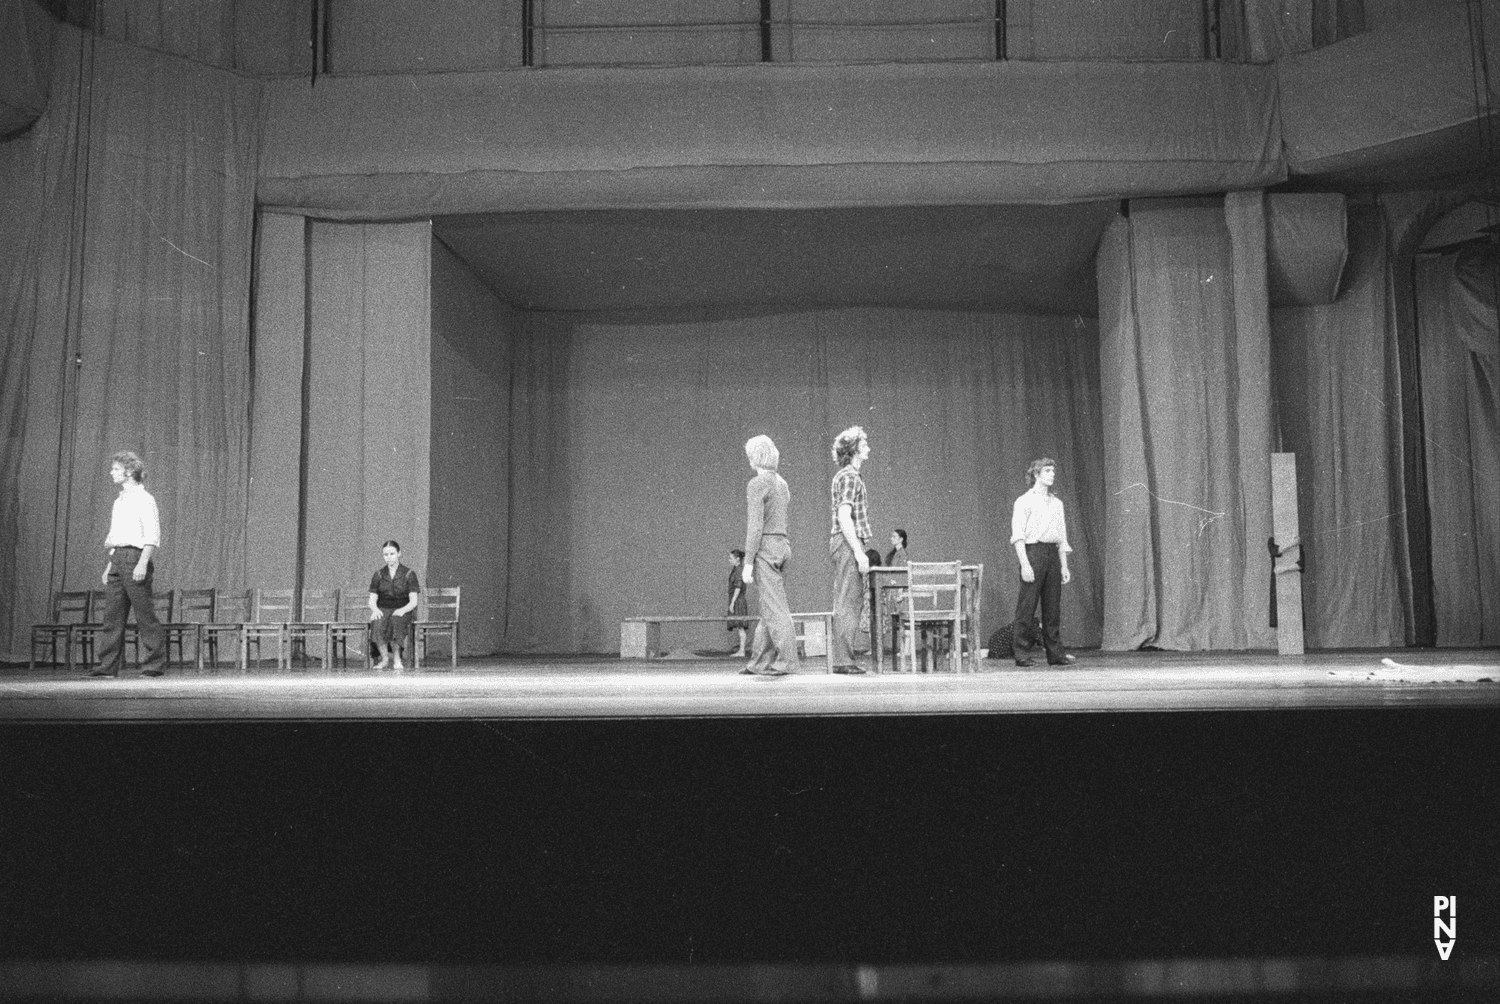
[456,306,1105,656]
[430,240,521,657]
[302,221,432,605]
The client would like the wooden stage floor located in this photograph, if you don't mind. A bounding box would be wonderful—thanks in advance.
[2,648,1497,721]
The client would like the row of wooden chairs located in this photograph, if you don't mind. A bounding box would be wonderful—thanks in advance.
[30,586,461,673]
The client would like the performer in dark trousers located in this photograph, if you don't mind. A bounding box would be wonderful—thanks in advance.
[89,451,166,678]
[1010,457,1077,667]
[828,425,872,674]
[741,435,799,676]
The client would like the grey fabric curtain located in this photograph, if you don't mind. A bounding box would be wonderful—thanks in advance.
[427,305,1105,656]
[0,25,260,661]
[1415,246,1500,645]
[1270,205,1412,648]
[1097,200,1276,651]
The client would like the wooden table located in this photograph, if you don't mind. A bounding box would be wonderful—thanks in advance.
[868,564,984,674]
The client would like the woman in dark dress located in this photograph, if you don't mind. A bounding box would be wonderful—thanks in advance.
[727,548,751,657]
[368,539,420,671]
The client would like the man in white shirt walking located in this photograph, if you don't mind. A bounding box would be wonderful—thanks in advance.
[88,450,167,678]
[1009,457,1076,668]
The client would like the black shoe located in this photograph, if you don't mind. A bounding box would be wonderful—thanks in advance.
[140,669,165,678]
[1014,660,1036,668]
[1048,654,1077,666]
[81,670,117,678]
[832,665,868,675]
[739,667,757,675]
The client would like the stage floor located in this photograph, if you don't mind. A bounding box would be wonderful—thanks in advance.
[1,648,1497,721]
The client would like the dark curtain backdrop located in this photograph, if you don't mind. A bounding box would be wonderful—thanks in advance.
[428,305,1105,656]
[1415,245,1500,646]
[0,24,260,662]
[1270,205,1412,648]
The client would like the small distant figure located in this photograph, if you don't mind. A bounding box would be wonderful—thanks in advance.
[828,425,872,675]
[87,451,167,679]
[727,548,750,657]
[1010,458,1075,667]
[369,539,421,672]
[885,528,909,567]
[741,435,799,676]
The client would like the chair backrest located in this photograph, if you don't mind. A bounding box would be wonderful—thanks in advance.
[175,588,217,624]
[421,586,460,623]
[214,588,250,623]
[51,590,93,624]
[86,589,110,623]
[252,588,296,623]
[905,561,963,619]
[152,590,174,622]
[298,587,340,622]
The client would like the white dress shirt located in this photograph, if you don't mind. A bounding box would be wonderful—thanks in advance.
[1010,488,1070,553]
[105,482,162,549]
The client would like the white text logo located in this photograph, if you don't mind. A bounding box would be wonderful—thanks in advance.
[1434,896,1457,960]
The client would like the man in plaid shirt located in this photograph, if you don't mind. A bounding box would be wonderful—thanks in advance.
[828,425,872,674]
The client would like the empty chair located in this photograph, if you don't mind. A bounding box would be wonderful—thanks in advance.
[198,588,250,673]
[413,586,461,671]
[242,588,294,673]
[286,588,340,671]
[68,590,112,673]
[161,588,216,671]
[30,590,93,671]
[325,590,373,672]
[899,561,965,674]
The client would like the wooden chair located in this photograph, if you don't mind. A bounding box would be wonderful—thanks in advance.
[29,590,93,671]
[242,588,294,672]
[326,589,373,672]
[286,588,340,671]
[162,588,216,671]
[413,586,461,671]
[899,561,965,673]
[68,590,112,673]
[199,589,249,673]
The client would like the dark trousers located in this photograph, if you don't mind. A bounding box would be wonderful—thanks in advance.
[370,609,413,654]
[747,535,800,672]
[1013,542,1066,665]
[95,547,166,675]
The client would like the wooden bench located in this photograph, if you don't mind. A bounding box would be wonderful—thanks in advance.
[620,612,834,672]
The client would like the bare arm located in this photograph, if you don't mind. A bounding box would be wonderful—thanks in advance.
[838,504,869,574]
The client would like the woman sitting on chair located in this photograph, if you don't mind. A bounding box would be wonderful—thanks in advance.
[369,539,420,672]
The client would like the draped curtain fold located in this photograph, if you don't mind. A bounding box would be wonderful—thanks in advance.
[1270,205,1411,648]
[1097,200,1275,651]
[0,25,260,662]
[1415,246,1500,645]
[428,306,1105,656]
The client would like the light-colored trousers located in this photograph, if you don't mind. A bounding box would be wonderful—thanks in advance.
[747,535,800,671]
[828,534,866,666]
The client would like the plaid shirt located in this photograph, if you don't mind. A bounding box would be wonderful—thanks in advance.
[829,466,870,541]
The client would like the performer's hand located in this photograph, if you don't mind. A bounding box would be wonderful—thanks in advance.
[101,568,110,586]
[856,552,870,574]
[1061,565,1071,585]
[742,565,754,584]
[132,561,148,583]
[1020,563,1035,583]
[369,609,382,622]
